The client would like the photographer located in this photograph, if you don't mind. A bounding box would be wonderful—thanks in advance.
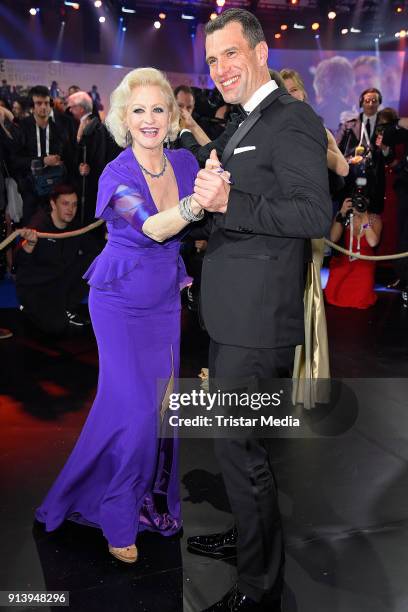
[382,116,408,307]
[324,195,382,309]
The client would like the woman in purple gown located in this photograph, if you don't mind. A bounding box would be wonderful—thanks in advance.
[35,68,205,563]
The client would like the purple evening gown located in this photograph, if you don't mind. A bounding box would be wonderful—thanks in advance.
[35,147,199,547]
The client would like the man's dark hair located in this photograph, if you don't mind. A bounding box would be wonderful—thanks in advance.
[50,184,77,202]
[174,85,194,99]
[29,85,50,100]
[205,8,265,49]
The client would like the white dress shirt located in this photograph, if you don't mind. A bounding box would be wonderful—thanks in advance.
[243,79,279,115]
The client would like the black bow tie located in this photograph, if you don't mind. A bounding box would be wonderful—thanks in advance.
[232,105,248,122]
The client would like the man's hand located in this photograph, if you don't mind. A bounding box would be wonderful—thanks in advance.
[179,108,196,130]
[195,240,208,252]
[79,163,90,176]
[193,150,230,214]
[44,154,62,167]
[19,228,38,253]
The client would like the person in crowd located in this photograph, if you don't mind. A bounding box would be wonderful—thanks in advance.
[173,85,212,146]
[336,87,389,214]
[10,85,73,223]
[313,56,355,132]
[186,9,331,611]
[50,81,60,100]
[382,114,408,307]
[11,98,29,124]
[0,105,19,341]
[280,67,349,405]
[88,84,103,112]
[66,90,122,225]
[281,67,349,177]
[34,68,204,565]
[0,80,12,106]
[15,184,98,334]
[68,85,81,96]
[324,196,382,308]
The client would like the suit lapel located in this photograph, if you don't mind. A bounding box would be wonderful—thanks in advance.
[221,87,289,166]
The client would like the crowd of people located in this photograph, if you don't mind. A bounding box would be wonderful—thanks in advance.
[1,7,408,612]
[1,57,408,342]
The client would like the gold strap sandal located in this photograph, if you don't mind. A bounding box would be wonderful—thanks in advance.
[108,544,138,563]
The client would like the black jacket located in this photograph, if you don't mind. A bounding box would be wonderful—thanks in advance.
[200,88,332,349]
[15,208,99,287]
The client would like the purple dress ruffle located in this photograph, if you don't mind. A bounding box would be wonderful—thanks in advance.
[35,148,199,547]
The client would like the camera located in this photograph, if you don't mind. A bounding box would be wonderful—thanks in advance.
[350,176,370,214]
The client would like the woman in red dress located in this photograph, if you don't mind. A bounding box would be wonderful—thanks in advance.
[324,197,383,309]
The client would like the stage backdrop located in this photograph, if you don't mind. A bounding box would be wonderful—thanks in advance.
[1,48,405,131]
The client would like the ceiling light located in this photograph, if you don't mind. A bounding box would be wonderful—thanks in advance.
[99,15,105,22]
[293,23,305,29]
[350,27,361,33]
[216,0,225,6]
[311,22,320,31]
[275,33,281,39]
[122,6,136,13]
[182,14,195,20]
[159,12,166,19]
[210,12,217,20]
[281,24,288,31]
[154,20,161,29]
[29,7,38,15]
[94,0,102,7]
[328,11,336,20]
[341,28,349,35]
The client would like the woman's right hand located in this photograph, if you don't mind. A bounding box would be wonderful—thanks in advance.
[339,197,353,216]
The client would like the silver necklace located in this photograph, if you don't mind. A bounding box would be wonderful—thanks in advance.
[138,154,167,179]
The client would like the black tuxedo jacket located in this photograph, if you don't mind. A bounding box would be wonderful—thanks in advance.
[200,87,332,349]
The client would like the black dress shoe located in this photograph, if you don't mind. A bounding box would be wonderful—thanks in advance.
[202,584,281,611]
[187,526,237,558]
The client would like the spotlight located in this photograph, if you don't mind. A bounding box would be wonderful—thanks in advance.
[315,34,320,39]
[181,14,195,20]
[29,7,38,15]
[64,1,80,8]
[311,22,320,31]
[121,6,136,13]
[210,12,217,20]
[122,26,126,31]
[400,29,407,37]
[216,0,225,6]
[275,33,281,39]
[99,15,105,23]
[328,11,336,20]
[94,0,102,7]
[154,20,161,29]
[281,24,288,31]
[159,12,166,19]
[341,28,349,35]
[293,23,305,29]
[290,0,298,4]
[350,27,361,33]
[396,5,404,13]
[395,32,401,38]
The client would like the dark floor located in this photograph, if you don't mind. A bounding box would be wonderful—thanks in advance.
[1,278,408,612]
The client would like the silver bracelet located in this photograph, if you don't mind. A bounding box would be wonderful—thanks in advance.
[178,195,204,223]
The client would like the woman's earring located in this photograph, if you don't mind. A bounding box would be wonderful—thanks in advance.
[126,130,132,146]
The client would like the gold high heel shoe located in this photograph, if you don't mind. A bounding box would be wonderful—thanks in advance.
[108,544,138,563]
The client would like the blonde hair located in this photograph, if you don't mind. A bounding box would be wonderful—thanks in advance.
[280,68,307,101]
[105,67,180,147]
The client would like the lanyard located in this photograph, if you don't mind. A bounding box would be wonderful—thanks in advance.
[358,119,371,148]
[36,123,50,157]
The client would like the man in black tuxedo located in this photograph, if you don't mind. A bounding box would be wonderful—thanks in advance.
[188,9,332,611]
